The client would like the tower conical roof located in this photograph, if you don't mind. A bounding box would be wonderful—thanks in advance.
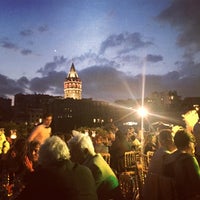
[64,63,82,99]
[67,63,79,78]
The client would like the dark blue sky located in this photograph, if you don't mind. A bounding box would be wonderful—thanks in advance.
[0,0,200,102]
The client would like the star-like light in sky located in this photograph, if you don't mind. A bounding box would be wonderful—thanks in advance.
[0,0,200,102]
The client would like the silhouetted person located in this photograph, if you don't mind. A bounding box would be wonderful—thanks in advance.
[109,130,131,173]
[28,113,53,145]
[68,132,123,200]
[163,130,200,200]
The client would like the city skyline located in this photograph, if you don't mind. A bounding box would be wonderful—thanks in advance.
[0,0,200,102]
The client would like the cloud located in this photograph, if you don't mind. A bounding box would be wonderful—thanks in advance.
[37,56,67,76]
[99,32,153,55]
[66,51,120,71]
[1,62,200,102]
[17,76,29,88]
[21,49,32,55]
[156,0,200,54]
[20,29,34,36]
[29,71,66,95]
[0,38,34,56]
[145,54,163,63]
[0,39,18,50]
[79,66,188,101]
[155,0,200,99]
[176,58,200,80]
[0,74,25,97]
[79,66,137,100]
[38,25,49,32]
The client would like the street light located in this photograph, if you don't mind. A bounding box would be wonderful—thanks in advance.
[137,107,148,118]
[137,106,148,155]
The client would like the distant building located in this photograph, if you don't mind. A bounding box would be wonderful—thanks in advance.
[49,98,116,132]
[145,90,182,111]
[14,93,55,124]
[0,97,12,121]
[64,63,82,99]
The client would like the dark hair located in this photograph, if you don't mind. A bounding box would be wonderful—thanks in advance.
[174,129,195,149]
[115,130,125,140]
[130,135,136,141]
[43,112,53,119]
[28,140,40,151]
[158,129,172,143]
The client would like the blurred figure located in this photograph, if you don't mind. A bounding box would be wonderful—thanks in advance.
[16,136,98,200]
[147,129,176,175]
[93,134,109,153]
[109,130,132,173]
[0,138,32,198]
[1,138,31,176]
[126,127,141,151]
[193,108,200,165]
[126,127,136,140]
[143,133,157,154]
[68,133,122,200]
[129,134,141,151]
[143,129,177,200]
[106,128,116,147]
[163,129,200,200]
[27,113,53,145]
[27,141,41,171]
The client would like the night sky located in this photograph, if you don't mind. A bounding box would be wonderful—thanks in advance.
[0,0,200,102]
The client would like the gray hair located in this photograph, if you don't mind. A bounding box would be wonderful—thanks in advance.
[68,133,95,155]
[38,136,70,167]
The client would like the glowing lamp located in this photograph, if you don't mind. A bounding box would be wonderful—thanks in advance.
[137,107,148,117]
[10,129,17,139]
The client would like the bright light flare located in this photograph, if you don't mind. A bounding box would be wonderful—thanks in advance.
[10,129,17,139]
[137,107,148,117]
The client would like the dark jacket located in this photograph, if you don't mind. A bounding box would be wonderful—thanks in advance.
[163,150,200,200]
[16,160,98,200]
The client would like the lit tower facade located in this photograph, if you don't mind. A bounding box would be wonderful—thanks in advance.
[64,63,82,99]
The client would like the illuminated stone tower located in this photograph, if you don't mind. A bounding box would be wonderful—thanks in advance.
[64,63,82,99]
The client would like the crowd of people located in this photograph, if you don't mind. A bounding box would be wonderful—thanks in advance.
[143,108,200,200]
[0,108,200,200]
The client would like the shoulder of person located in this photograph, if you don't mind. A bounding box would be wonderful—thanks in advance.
[32,124,43,130]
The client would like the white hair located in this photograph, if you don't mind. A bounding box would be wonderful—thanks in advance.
[68,133,95,155]
[38,136,70,167]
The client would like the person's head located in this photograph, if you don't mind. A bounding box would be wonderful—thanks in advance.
[68,133,95,164]
[107,129,116,142]
[28,141,41,163]
[42,112,53,127]
[174,129,196,155]
[127,127,135,134]
[126,127,135,139]
[38,136,70,168]
[145,133,156,144]
[94,134,103,144]
[130,134,136,141]
[115,130,126,140]
[158,129,176,152]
